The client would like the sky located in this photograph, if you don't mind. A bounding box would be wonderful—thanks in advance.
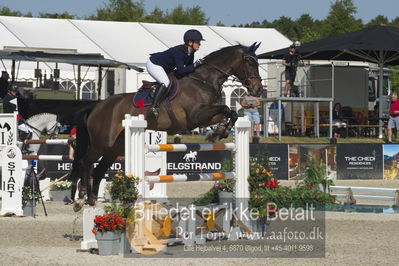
[0,0,398,26]
[384,145,399,156]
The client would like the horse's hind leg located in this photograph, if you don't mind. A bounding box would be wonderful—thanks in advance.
[72,159,94,212]
[88,135,124,206]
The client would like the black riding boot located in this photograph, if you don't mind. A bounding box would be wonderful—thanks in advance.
[151,84,167,117]
[19,131,33,154]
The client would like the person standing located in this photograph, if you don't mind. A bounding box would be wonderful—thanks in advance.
[282,44,299,97]
[387,92,399,143]
[241,94,261,136]
[3,84,33,153]
[0,71,10,99]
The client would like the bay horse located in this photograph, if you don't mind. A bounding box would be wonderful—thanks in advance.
[70,43,263,211]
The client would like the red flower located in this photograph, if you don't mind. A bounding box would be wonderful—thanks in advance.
[93,212,125,233]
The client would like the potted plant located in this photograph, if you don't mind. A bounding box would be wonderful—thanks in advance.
[214,179,235,205]
[22,186,41,216]
[106,170,139,253]
[50,181,72,202]
[92,212,125,256]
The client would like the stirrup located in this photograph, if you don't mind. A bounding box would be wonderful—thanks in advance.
[150,106,160,117]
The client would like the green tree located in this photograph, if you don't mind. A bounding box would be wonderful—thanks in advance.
[272,16,298,41]
[88,0,145,22]
[321,0,363,38]
[143,7,166,23]
[39,12,75,19]
[389,17,399,28]
[366,15,389,27]
[164,5,208,25]
[0,6,23,16]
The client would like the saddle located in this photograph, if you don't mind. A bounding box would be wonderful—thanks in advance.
[132,76,181,108]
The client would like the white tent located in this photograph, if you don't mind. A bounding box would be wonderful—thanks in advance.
[0,15,291,103]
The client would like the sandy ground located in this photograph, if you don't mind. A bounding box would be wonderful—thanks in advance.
[1,179,399,265]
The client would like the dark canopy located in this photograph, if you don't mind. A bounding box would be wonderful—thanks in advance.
[258,25,399,66]
[0,49,144,72]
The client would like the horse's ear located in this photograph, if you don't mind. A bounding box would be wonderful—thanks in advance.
[247,42,260,53]
[255,42,261,51]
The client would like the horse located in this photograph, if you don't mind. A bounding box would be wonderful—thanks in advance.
[183,151,197,163]
[21,113,60,154]
[70,43,263,211]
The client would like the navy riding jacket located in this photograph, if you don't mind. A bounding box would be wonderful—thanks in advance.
[150,44,195,77]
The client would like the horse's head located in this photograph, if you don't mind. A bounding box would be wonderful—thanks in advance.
[233,42,263,97]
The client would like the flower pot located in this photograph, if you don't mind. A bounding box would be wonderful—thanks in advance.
[95,231,122,256]
[218,191,233,205]
[23,200,35,216]
[50,190,71,202]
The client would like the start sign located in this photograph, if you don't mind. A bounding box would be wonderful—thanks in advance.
[1,145,23,216]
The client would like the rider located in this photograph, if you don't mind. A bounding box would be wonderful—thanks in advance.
[147,29,205,115]
[2,84,33,153]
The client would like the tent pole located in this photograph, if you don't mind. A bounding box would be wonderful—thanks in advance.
[77,65,81,100]
[378,57,384,139]
[98,66,102,100]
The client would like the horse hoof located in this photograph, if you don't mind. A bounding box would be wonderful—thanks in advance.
[205,132,218,143]
[220,131,229,139]
[88,198,97,207]
[73,199,84,212]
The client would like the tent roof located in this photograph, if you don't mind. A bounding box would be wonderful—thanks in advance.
[0,15,291,67]
[258,25,399,65]
[0,49,143,70]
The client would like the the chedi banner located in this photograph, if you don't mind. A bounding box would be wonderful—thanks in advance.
[336,144,383,179]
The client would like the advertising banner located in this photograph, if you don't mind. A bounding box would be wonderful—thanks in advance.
[336,144,383,179]
[250,144,289,180]
[167,149,231,175]
[383,144,399,180]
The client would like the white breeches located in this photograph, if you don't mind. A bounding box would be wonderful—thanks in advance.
[18,123,32,133]
[146,59,170,87]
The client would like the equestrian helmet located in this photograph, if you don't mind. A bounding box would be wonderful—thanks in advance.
[8,84,18,91]
[184,29,205,43]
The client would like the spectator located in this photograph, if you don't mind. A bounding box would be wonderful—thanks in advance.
[241,93,261,137]
[332,102,346,138]
[0,71,9,99]
[3,84,33,153]
[282,44,299,97]
[387,92,399,143]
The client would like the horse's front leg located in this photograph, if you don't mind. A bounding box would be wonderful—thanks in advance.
[194,105,236,142]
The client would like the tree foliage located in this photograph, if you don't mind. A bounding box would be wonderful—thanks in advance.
[87,0,208,25]
[39,12,75,19]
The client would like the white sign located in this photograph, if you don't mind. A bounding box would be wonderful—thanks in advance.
[1,145,23,216]
[0,112,17,151]
[145,130,167,201]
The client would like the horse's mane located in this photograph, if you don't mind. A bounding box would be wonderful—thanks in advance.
[26,112,57,124]
[203,45,246,63]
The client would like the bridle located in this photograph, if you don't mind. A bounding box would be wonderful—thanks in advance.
[202,53,262,89]
[23,115,59,139]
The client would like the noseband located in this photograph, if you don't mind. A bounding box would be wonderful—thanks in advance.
[204,53,262,89]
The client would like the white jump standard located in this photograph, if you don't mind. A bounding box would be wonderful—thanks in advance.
[123,114,251,248]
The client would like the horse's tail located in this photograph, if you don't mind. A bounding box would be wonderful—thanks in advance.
[74,108,92,163]
[69,105,95,200]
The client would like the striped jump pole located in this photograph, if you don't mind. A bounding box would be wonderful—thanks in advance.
[17,139,72,145]
[22,155,71,161]
[147,143,236,152]
[21,155,126,161]
[146,172,235,183]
